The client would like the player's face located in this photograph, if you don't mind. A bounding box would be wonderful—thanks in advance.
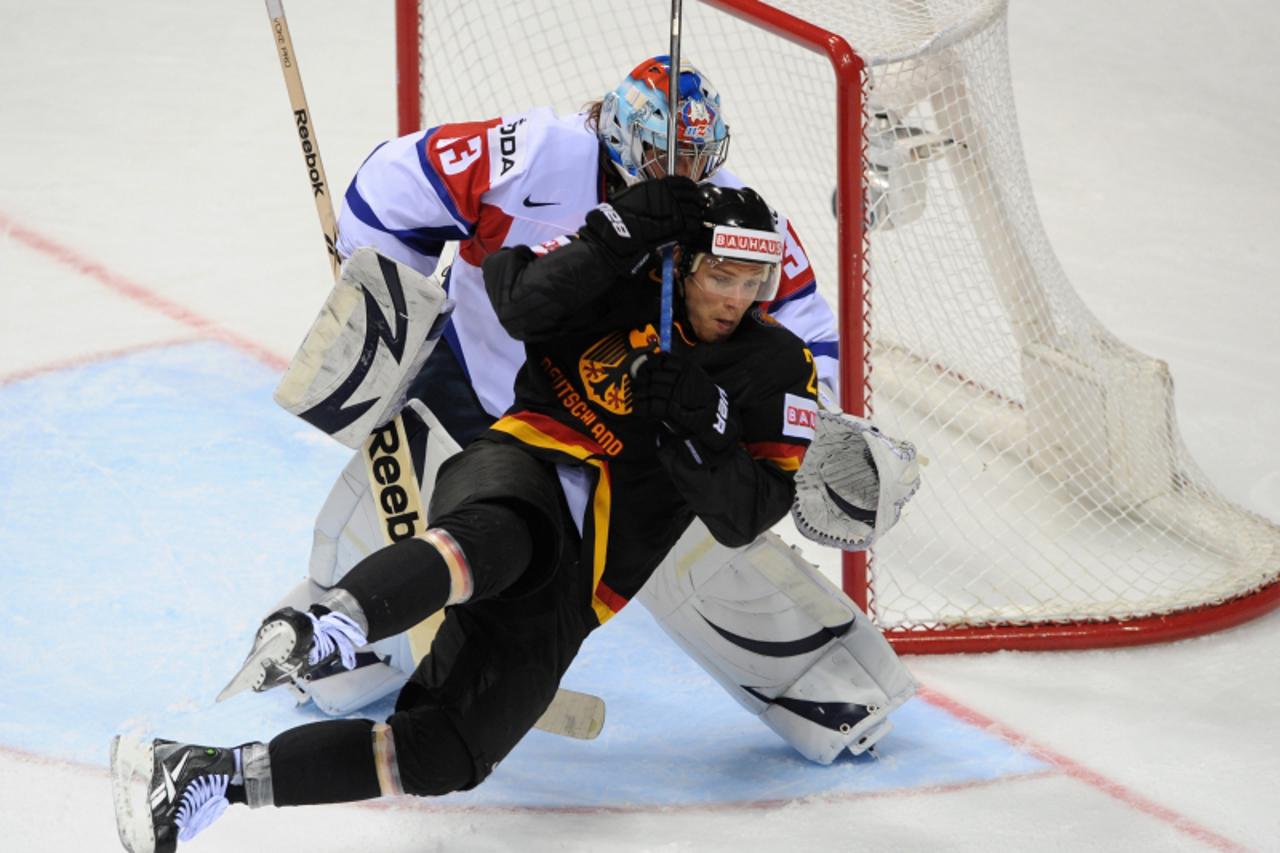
[640,137,726,182]
[683,257,770,343]
[641,143,697,179]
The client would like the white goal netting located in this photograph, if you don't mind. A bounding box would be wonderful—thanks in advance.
[400,0,1279,645]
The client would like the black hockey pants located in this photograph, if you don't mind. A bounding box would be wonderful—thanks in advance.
[268,438,596,804]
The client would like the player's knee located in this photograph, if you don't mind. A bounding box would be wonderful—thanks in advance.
[433,501,542,599]
[386,708,491,796]
[429,441,567,597]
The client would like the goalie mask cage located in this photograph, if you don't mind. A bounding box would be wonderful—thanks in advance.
[394,0,1280,652]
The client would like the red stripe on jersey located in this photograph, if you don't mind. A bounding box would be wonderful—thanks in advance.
[593,580,629,617]
[744,440,808,472]
[773,220,815,302]
[423,118,502,224]
[495,410,608,460]
[458,202,515,267]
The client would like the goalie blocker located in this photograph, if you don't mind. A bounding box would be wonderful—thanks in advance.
[273,247,454,449]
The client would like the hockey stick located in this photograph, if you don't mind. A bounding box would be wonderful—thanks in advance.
[265,0,341,281]
[262,0,604,739]
[659,0,684,351]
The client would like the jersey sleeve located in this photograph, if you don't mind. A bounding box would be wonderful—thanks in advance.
[763,220,840,400]
[737,340,820,477]
[335,118,504,277]
[481,235,624,342]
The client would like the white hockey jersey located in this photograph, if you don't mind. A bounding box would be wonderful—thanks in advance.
[336,107,839,417]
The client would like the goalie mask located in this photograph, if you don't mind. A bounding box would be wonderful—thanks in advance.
[682,184,784,302]
[599,56,730,185]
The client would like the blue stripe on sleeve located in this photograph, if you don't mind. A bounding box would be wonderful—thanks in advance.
[769,279,816,310]
[808,340,839,360]
[417,128,476,232]
[343,183,461,259]
[442,318,470,381]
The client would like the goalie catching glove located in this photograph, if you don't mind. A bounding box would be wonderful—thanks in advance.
[791,411,921,551]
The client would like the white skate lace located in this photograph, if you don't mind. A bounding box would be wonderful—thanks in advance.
[174,774,229,842]
[305,611,367,670]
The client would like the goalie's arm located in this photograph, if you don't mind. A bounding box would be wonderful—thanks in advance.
[335,133,473,276]
[482,176,702,341]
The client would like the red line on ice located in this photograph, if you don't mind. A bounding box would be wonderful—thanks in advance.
[0,211,1250,851]
[0,336,206,386]
[0,211,287,372]
[916,686,1245,852]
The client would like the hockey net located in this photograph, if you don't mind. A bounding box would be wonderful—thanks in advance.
[395,0,1280,651]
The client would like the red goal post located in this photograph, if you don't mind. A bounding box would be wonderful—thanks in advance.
[393,0,1280,653]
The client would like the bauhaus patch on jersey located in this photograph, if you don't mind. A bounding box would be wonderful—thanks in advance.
[782,392,818,441]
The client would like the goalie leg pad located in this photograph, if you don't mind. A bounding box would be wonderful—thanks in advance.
[274,247,454,449]
[310,399,461,588]
[264,579,415,715]
[637,524,916,764]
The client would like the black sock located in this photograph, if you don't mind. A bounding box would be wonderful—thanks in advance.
[268,720,382,806]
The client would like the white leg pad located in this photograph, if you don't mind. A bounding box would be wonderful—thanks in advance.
[263,579,416,715]
[310,399,461,588]
[637,523,916,764]
[305,653,412,716]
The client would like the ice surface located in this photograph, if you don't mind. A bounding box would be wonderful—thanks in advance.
[1,1,1276,851]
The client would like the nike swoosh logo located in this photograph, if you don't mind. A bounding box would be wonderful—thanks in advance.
[522,195,558,208]
[163,751,190,803]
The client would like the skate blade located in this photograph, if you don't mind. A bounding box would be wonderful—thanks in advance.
[215,625,296,702]
[110,735,157,853]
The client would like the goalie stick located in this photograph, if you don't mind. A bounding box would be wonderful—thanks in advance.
[659,0,683,352]
[262,0,604,740]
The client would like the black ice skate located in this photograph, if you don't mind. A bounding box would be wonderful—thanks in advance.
[216,606,367,702]
[110,736,242,853]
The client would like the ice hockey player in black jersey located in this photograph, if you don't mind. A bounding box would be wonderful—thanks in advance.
[109,178,819,853]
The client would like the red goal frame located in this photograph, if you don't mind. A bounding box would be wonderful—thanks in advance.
[392,0,1280,653]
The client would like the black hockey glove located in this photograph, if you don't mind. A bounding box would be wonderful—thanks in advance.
[630,351,740,458]
[581,175,702,274]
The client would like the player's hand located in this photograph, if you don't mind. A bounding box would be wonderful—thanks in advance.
[581,176,702,271]
[630,351,739,456]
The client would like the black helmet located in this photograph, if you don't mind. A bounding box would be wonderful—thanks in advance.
[684,185,784,300]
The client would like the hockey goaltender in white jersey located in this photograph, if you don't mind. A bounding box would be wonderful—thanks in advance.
[285,57,917,765]
[109,57,922,853]
[335,106,841,423]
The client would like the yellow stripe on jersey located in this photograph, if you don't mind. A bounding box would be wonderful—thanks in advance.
[490,414,618,625]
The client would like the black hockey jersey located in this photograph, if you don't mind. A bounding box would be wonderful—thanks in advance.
[482,238,818,625]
